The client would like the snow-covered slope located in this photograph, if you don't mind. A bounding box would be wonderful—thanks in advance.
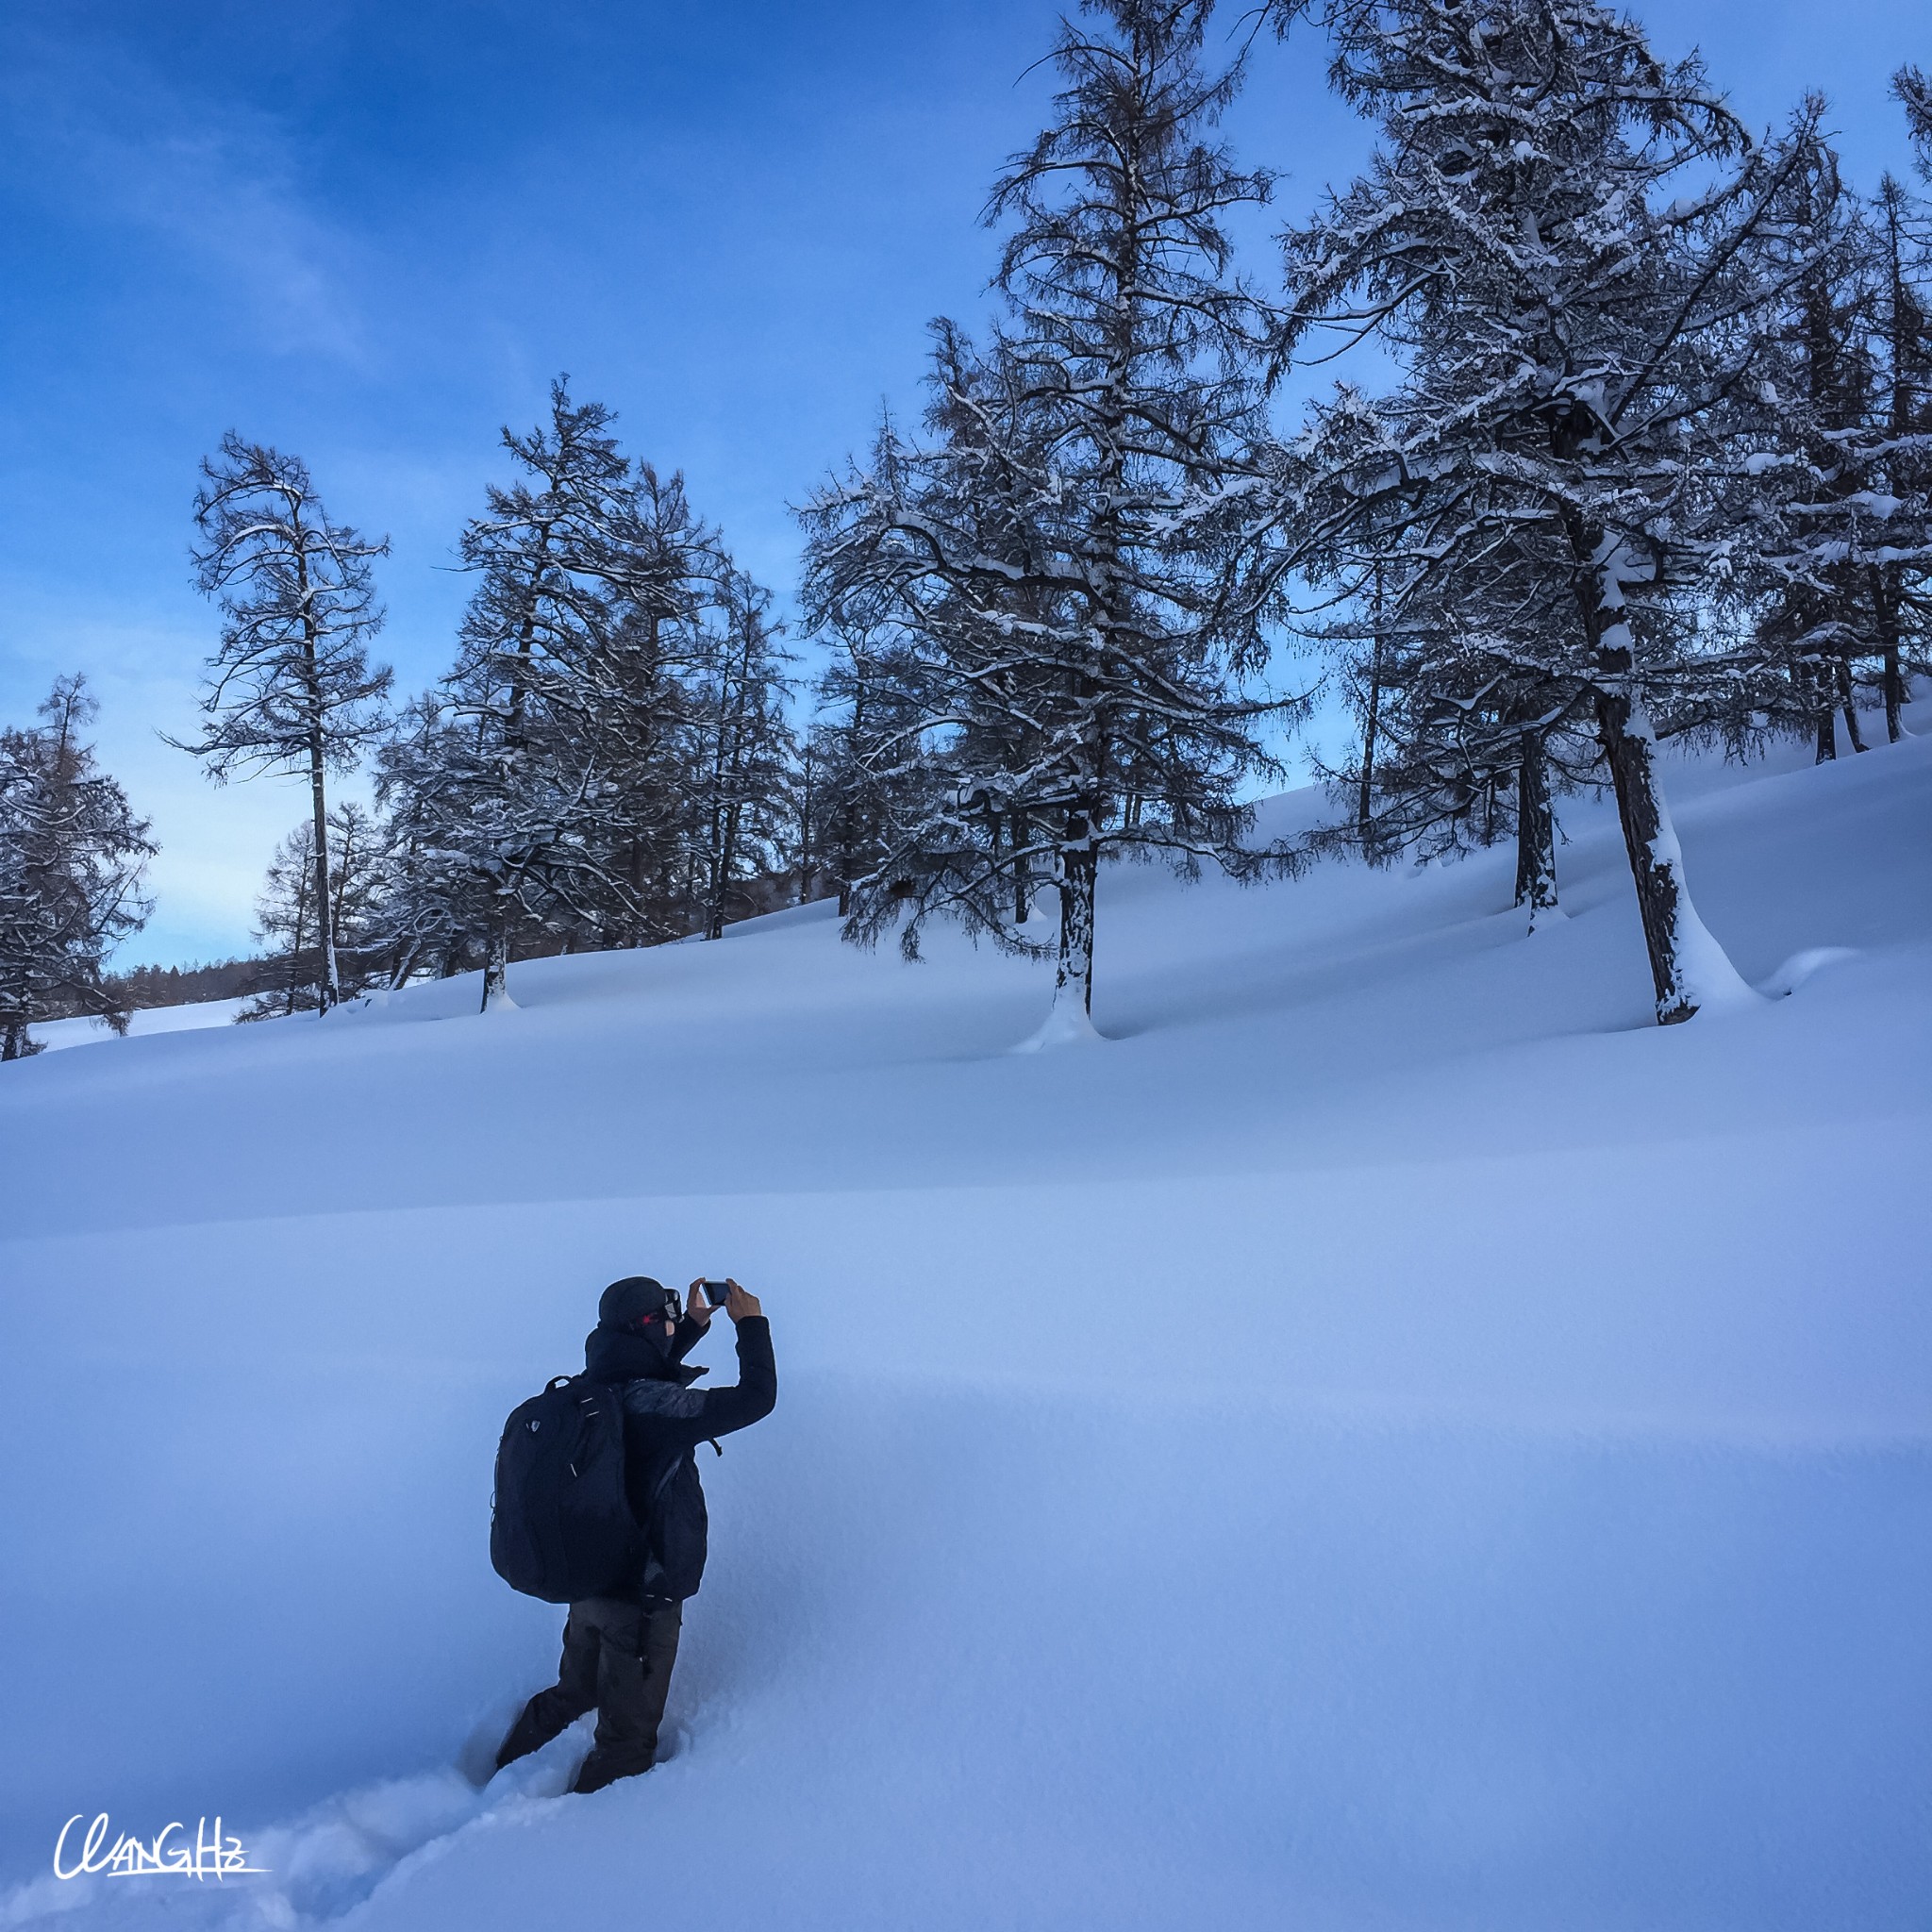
[26,995,252,1054]
[1,731,1926,1931]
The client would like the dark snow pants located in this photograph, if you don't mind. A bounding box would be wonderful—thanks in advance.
[495,1595,682,1790]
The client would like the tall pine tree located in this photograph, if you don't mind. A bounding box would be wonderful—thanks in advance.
[400,381,717,1008]
[689,570,797,941]
[0,677,155,1058]
[173,436,391,1015]
[807,0,1300,1041]
[1270,0,1826,1022]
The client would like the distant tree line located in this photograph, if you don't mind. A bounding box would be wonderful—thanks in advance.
[4,0,1928,1051]
[111,958,260,1008]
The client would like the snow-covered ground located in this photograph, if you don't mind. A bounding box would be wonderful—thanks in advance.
[26,995,251,1053]
[1,728,1926,1930]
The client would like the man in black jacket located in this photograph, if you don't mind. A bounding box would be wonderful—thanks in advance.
[494,1274,777,1793]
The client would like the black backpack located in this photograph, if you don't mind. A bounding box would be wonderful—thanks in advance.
[490,1375,638,1603]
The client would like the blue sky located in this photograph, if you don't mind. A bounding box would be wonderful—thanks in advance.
[0,0,1924,966]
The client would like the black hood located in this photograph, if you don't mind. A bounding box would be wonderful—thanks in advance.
[599,1275,670,1328]
[584,1319,708,1388]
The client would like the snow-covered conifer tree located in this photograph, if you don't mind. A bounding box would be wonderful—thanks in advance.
[0,677,155,1058]
[1744,123,1887,758]
[241,802,388,1018]
[1270,0,1825,1022]
[1735,118,1932,757]
[397,381,716,1008]
[448,380,634,1006]
[368,694,499,984]
[808,377,1080,964]
[174,437,391,1015]
[789,729,827,907]
[1898,67,1932,175]
[689,570,797,941]
[806,0,1300,1040]
[575,463,719,945]
[1309,517,1604,928]
[1865,167,1932,738]
[807,609,941,920]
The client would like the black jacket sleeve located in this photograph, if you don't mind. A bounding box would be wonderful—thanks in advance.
[622,1315,775,1456]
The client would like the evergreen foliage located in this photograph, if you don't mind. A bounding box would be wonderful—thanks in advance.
[0,677,154,1058]
[92,1,1929,1039]
[1897,66,1932,177]
[172,436,392,1015]
[689,570,798,941]
[370,380,795,1008]
[805,0,1306,1035]
[1265,0,1837,1019]
[240,803,389,1019]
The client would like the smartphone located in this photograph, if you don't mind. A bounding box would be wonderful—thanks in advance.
[699,1279,733,1302]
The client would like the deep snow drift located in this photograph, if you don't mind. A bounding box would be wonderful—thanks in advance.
[1,730,1927,1931]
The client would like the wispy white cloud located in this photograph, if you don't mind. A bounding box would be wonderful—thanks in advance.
[0,26,367,362]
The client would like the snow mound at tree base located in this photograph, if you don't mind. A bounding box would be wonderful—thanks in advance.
[1757,943,1863,997]
[1011,994,1107,1051]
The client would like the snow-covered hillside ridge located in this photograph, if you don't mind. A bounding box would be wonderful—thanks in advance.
[1,732,1927,1931]
[26,996,252,1054]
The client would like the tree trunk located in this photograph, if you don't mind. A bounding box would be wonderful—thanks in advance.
[626,841,649,946]
[1812,657,1838,763]
[1041,804,1099,1041]
[1572,526,1748,1025]
[983,800,1005,912]
[1357,638,1383,838]
[1,1018,27,1060]
[1356,563,1388,848]
[714,802,742,941]
[480,898,516,1012]
[702,708,731,941]
[1594,684,1702,1023]
[1513,729,1558,928]
[1010,809,1030,924]
[289,513,340,1018]
[1877,575,1907,742]
[1836,655,1867,754]
[306,741,339,1018]
[704,855,726,941]
[796,749,818,908]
